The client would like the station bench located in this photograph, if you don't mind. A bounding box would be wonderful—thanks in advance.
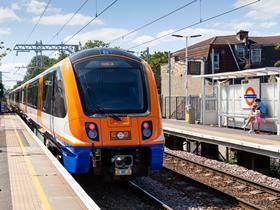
[219,113,278,133]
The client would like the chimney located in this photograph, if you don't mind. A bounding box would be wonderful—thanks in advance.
[236,30,249,42]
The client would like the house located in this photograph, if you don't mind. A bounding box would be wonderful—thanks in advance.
[161,30,280,98]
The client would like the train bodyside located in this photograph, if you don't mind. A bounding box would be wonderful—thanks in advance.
[7,48,164,178]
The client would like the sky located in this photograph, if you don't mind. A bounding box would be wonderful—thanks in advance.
[0,0,280,89]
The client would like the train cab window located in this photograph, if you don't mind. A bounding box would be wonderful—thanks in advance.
[73,56,148,115]
[53,70,66,118]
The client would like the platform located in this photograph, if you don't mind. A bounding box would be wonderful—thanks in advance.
[0,113,99,210]
[163,119,280,158]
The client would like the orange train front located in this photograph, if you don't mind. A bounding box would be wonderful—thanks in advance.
[7,48,165,178]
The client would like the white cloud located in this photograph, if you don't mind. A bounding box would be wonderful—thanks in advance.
[133,35,155,45]
[32,13,103,26]
[234,0,280,20]
[260,21,277,29]
[0,62,27,89]
[11,3,21,11]
[0,7,21,23]
[161,28,235,46]
[26,0,60,15]
[64,28,130,45]
[0,28,11,36]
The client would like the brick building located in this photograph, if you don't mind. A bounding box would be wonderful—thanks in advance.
[161,30,280,98]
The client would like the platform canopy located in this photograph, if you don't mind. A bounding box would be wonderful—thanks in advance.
[193,67,280,80]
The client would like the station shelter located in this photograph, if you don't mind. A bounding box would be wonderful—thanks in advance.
[193,67,280,136]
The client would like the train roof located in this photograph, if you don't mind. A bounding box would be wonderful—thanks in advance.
[69,48,142,63]
[9,48,143,94]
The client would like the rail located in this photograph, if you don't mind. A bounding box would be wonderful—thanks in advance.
[164,150,280,210]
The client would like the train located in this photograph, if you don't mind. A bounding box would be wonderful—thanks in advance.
[7,48,165,179]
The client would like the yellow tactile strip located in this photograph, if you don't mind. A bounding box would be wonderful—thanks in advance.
[6,115,45,210]
[1,114,89,210]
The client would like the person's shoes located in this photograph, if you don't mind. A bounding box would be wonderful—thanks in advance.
[242,124,247,129]
[248,129,254,134]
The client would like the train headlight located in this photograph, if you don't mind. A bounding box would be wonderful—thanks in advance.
[85,122,99,141]
[141,121,152,140]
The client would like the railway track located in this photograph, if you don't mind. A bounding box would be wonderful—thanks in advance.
[128,181,173,210]
[164,150,280,210]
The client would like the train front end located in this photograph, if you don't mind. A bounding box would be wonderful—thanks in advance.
[63,48,164,178]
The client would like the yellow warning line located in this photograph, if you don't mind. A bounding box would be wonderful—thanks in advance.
[10,114,52,210]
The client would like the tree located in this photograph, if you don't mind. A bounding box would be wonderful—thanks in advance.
[81,40,109,49]
[22,55,55,82]
[141,51,168,93]
[0,41,10,64]
[0,41,10,101]
[275,42,280,67]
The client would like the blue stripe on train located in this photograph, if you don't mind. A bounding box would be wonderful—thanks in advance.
[60,143,164,174]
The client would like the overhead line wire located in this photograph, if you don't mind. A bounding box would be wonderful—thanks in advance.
[127,0,260,50]
[24,0,52,44]
[64,0,119,44]
[108,0,197,44]
[47,0,89,44]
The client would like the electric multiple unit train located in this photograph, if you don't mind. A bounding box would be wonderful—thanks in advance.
[7,48,164,179]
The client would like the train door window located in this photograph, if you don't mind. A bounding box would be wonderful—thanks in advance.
[31,81,38,108]
[28,81,39,108]
[21,89,25,104]
[53,69,66,118]
[42,72,54,114]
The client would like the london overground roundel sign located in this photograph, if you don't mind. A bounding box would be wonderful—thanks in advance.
[241,79,260,109]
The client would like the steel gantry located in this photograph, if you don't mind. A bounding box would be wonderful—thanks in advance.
[14,40,80,67]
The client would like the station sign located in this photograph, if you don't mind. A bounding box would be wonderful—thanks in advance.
[241,79,260,109]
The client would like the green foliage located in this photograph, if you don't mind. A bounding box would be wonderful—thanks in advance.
[0,83,4,99]
[82,40,109,49]
[275,42,280,67]
[0,41,11,63]
[141,51,168,94]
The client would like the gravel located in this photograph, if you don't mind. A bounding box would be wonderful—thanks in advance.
[75,175,156,210]
[165,147,280,190]
[134,170,239,210]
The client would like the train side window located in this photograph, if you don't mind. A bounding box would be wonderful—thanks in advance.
[42,73,54,114]
[19,88,22,103]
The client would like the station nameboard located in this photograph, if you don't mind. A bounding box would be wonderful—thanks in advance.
[241,78,260,109]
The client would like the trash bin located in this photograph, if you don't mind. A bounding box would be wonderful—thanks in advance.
[185,104,195,124]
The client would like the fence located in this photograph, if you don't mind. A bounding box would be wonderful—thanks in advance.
[160,95,217,123]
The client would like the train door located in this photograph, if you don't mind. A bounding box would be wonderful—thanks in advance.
[51,69,67,137]
[42,71,55,135]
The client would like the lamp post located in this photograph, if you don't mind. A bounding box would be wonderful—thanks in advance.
[172,34,201,122]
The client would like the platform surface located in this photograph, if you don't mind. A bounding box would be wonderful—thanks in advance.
[0,113,96,210]
[163,119,280,158]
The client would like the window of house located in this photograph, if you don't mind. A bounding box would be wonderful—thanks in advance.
[235,45,246,64]
[251,48,261,64]
[213,53,220,72]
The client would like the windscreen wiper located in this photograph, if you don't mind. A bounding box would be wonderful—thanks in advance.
[94,104,122,121]
[86,87,122,121]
